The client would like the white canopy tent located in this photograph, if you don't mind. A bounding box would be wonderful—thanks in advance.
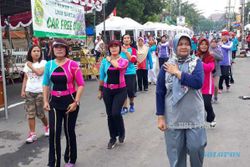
[95,16,143,40]
[143,22,172,37]
[142,22,194,37]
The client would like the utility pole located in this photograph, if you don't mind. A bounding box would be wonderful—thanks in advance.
[178,0,181,16]
[103,0,107,43]
[241,0,245,50]
[226,0,234,30]
[228,0,231,30]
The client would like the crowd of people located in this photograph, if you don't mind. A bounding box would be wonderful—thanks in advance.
[20,29,244,166]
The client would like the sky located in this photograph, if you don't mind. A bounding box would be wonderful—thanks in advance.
[186,0,241,17]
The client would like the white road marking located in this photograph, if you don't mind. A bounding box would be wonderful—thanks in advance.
[0,101,25,112]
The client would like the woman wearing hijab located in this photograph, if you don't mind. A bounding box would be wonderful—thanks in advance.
[209,38,223,103]
[136,37,153,91]
[197,38,216,127]
[156,34,207,167]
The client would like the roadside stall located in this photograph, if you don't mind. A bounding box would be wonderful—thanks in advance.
[0,0,105,119]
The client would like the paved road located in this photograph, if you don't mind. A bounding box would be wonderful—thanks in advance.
[0,57,250,167]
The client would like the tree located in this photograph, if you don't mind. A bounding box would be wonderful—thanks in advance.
[244,2,250,25]
[162,0,201,28]
[116,0,164,23]
[85,0,119,26]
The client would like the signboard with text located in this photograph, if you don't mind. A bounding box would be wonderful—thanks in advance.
[177,16,185,26]
[31,0,86,39]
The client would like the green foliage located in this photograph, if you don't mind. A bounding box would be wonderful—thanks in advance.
[244,2,250,24]
[116,0,163,23]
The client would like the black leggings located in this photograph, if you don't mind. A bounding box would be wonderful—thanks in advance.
[103,87,127,140]
[48,107,79,167]
[202,94,215,122]
[136,69,148,90]
[219,65,230,90]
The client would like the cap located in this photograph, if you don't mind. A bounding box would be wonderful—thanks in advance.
[52,39,68,48]
[221,31,230,36]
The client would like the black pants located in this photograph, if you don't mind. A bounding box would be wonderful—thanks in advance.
[159,57,169,68]
[125,75,136,98]
[136,69,148,91]
[202,94,215,123]
[219,65,230,90]
[48,107,79,167]
[232,51,236,59]
[103,87,127,140]
[95,50,101,61]
[229,66,234,83]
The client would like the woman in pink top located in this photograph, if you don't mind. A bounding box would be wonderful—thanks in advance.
[43,39,85,167]
[197,38,216,127]
[98,40,129,149]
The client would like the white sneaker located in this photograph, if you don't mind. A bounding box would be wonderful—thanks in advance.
[210,121,216,128]
[26,132,37,143]
[44,126,49,137]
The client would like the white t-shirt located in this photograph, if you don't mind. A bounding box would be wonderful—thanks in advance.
[23,60,47,93]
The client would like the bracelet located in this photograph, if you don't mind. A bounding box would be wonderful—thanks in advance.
[99,85,104,91]
[74,100,80,106]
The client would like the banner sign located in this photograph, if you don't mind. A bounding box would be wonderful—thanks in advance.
[177,16,185,26]
[31,0,86,39]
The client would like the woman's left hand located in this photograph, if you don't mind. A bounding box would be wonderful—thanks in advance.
[66,102,78,113]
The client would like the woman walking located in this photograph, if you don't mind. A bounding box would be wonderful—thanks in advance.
[21,45,49,144]
[120,34,137,114]
[209,38,223,103]
[136,37,153,91]
[197,38,216,127]
[98,40,129,149]
[219,31,233,93]
[156,33,207,167]
[148,37,158,85]
[157,35,170,68]
[43,39,85,167]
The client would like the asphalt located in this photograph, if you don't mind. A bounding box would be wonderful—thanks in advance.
[0,57,250,167]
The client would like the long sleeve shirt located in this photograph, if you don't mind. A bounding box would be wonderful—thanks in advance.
[156,59,205,129]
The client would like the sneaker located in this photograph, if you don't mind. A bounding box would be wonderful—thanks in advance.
[210,121,216,128]
[218,90,222,94]
[129,105,135,113]
[213,96,218,104]
[64,163,75,167]
[107,139,116,149]
[44,126,49,137]
[121,107,128,115]
[226,87,230,92]
[26,132,37,144]
[118,136,125,143]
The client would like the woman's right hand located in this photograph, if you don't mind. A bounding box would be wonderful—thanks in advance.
[97,91,103,100]
[158,116,167,131]
[21,91,26,98]
[43,102,51,112]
